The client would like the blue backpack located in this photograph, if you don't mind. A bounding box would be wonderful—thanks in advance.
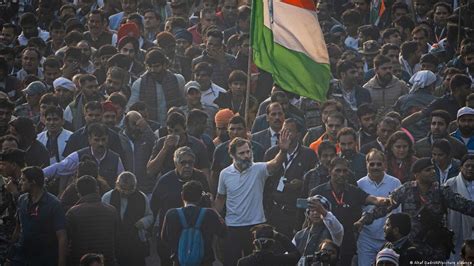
[177,208,207,266]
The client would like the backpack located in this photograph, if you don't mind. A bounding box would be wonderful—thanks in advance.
[177,208,207,266]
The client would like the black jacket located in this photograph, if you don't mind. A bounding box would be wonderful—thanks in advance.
[237,232,300,266]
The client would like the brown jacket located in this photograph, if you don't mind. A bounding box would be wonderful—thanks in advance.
[66,193,118,266]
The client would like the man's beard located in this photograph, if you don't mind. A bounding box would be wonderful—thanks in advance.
[459,125,473,136]
[340,149,356,159]
[384,230,397,242]
[235,157,253,171]
[380,73,393,83]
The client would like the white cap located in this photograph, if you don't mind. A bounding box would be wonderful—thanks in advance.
[457,107,474,119]
[53,77,76,92]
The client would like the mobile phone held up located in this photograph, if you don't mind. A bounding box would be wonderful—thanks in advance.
[296,198,308,209]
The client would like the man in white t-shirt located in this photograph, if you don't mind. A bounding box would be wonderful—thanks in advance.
[214,130,290,266]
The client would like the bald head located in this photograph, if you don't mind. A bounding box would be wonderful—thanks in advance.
[125,110,145,138]
[126,110,142,123]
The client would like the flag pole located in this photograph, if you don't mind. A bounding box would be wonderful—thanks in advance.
[244,4,253,125]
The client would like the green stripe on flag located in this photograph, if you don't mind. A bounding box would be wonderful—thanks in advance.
[251,0,331,101]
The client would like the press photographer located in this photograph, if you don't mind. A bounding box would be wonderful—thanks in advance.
[237,224,300,266]
[293,195,343,266]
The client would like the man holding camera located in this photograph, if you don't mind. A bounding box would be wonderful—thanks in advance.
[293,195,344,265]
[237,224,300,266]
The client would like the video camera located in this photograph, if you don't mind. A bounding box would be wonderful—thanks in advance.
[299,250,331,266]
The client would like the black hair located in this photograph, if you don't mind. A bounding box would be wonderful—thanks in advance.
[87,122,108,137]
[182,180,203,203]
[373,54,392,68]
[206,29,224,42]
[0,98,15,110]
[284,118,304,134]
[450,74,472,92]
[166,112,186,128]
[193,62,213,75]
[430,110,451,125]
[77,159,99,178]
[40,93,59,106]
[75,175,98,196]
[228,115,246,128]
[187,109,208,124]
[336,60,357,77]
[22,166,45,187]
[461,154,474,166]
[431,139,451,156]
[356,103,376,118]
[387,213,411,236]
[145,48,168,66]
[318,140,337,157]
[44,105,64,119]
[400,41,418,59]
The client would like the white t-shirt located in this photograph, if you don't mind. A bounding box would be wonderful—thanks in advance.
[218,162,269,226]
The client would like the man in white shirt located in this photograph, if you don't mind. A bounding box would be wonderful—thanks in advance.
[193,62,226,109]
[357,149,401,266]
[214,130,291,266]
[445,154,474,262]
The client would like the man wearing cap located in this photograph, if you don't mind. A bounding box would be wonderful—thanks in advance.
[451,107,474,153]
[179,81,218,138]
[375,248,399,266]
[355,157,474,261]
[53,77,76,109]
[394,70,438,140]
[0,149,26,226]
[359,40,380,74]
[213,108,233,145]
[356,149,401,266]
[293,195,344,259]
[14,81,47,122]
[174,29,192,57]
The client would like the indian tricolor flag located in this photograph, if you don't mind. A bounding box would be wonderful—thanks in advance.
[251,0,331,101]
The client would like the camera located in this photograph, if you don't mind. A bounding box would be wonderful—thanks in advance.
[300,250,331,265]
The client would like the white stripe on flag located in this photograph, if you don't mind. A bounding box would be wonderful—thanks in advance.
[263,0,329,64]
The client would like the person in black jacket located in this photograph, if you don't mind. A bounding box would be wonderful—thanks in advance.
[161,180,226,266]
[237,224,300,266]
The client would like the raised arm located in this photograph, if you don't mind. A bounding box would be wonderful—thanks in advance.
[266,129,290,175]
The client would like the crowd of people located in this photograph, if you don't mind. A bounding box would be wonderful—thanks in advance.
[0,0,474,265]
